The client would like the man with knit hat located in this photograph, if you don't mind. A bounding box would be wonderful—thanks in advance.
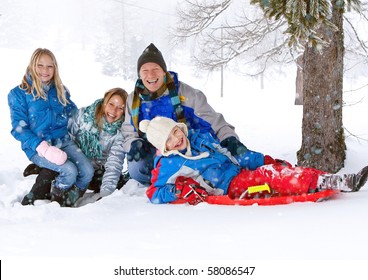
[123,43,268,185]
[139,117,368,205]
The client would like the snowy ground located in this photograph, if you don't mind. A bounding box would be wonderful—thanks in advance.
[1,47,368,280]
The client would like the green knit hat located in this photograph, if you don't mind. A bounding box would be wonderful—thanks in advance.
[137,43,167,74]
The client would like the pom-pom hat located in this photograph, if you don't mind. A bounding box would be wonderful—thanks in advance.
[139,117,209,160]
[139,117,187,156]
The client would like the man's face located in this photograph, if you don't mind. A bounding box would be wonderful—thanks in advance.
[139,62,166,92]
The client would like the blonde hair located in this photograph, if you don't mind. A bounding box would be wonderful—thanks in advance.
[95,87,128,130]
[20,48,68,106]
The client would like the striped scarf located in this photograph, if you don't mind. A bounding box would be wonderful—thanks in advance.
[131,72,186,134]
[76,99,122,158]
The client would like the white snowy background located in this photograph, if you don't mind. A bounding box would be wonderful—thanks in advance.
[1,1,368,279]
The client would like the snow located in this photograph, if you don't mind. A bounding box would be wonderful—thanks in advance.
[1,47,368,280]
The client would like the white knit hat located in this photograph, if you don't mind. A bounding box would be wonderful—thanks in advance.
[139,117,210,160]
[139,117,188,156]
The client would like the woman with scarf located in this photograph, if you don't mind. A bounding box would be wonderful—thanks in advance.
[8,48,94,207]
[69,87,129,198]
[21,87,129,206]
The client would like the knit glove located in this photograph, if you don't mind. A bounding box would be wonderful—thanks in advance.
[220,136,248,156]
[36,141,67,165]
[175,176,208,205]
[220,136,264,170]
[127,139,152,161]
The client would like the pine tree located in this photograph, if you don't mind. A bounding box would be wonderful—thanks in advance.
[174,0,363,173]
[252,0,360,172]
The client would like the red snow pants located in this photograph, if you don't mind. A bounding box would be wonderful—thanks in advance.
[227,164,326,199]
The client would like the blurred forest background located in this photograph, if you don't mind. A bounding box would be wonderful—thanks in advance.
[1,0,367,81]
[0,0,177,79]
[1,0,368,172]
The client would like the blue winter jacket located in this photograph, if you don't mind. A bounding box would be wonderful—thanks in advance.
[147,129,241,204]
[122,72,238,152]
[8,82,77,160]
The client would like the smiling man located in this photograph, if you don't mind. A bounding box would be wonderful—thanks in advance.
[122,43,266,185]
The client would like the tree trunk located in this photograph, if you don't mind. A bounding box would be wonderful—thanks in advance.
[297,1,346,173]
[294,55,304,105]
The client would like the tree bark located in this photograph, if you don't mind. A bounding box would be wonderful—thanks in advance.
[297,1,346,173]
[295,55,304,105]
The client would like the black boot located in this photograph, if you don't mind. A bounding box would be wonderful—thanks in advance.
[50,185,68,206]
[21,168,58,205]
[64,185,86,207]
[23,163,41,177]
[117,170,130,190]
[88,168,105,193]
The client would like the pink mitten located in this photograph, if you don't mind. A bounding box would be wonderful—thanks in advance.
[36,141,67,165]
[36,141,50,156]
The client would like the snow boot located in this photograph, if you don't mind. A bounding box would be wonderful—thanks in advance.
[317,166,368,192]
[88,168,104,193]
[64,185,86,207]
[117,170,130,190]
[50,184,68,206]
[317,173,357,192]
[23,163,41,177]
[355,165,368,191]
[21,168,58,205]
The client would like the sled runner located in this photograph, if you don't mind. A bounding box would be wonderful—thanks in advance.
[172,189,339,206]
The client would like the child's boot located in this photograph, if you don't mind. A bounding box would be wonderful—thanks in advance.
[64,185,86,207]
[317,173,356,192]
[317,166,368,192]
[21,168,57,205]
[355,166,368,191]
[50,184,67,206]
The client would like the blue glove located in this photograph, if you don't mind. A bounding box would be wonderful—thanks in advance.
[127,139,152,162]
[221,136,264,170]
[236,150,264,170]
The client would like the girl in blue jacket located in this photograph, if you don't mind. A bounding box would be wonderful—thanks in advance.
[8,48,94,207]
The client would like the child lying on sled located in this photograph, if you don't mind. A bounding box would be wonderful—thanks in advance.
[139,117,368,205]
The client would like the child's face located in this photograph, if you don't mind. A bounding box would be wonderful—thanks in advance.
[165,126,188,152]
[36,54,55,83]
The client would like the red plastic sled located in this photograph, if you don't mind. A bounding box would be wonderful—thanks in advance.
[173,189,339,206]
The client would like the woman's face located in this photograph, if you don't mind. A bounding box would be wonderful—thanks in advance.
[139,62,166,92]
[165,126,188,152]
[36,54,55,83]
[104,95,125,123]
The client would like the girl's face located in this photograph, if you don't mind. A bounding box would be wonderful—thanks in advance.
[139,62,166,93]
[165,126,188,152]
[104,95,125,123]
[36,54,55,83]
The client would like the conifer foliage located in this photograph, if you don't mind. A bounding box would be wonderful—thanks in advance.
[251,0,361,48]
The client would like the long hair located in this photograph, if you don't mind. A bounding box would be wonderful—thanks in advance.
[20,48,68,106]
[95,87,128,130]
